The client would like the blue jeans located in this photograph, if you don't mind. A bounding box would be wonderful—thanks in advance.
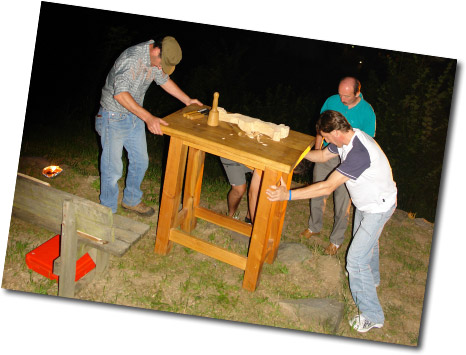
[95,107,149,213]
[346,204,396,324]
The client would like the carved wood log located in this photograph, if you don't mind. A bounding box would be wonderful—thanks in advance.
[217,107,289,141]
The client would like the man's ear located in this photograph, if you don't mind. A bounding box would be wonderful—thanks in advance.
[150,46,161,57]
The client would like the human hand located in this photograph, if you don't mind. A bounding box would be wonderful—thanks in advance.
[187,98,203,106]
[146,116,169,135]
[266,177,287,202]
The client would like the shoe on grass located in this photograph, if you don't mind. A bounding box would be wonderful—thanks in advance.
[324,242,340,255]
[121,201,155,217]
[299,228,320,238]
[349,314,383,333]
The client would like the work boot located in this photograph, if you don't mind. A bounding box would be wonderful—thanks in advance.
[121,201,155,217]
[300,228,320,238]
[324,242,340,255]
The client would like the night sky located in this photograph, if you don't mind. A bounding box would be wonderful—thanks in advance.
[25,2,386,135]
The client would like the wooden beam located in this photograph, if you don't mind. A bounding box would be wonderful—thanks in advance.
[181,147,205,233]
[17,172,50,186]
[265,171,292,264]
[170,229,247,270]
[12,174,150,257]
[194,206,252,237]
[243,167,278,291]
[154,137,188,255]
[58,200,77,298]
[13,174,114,241]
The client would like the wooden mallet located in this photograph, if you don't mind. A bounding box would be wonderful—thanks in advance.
[207,92,219,127]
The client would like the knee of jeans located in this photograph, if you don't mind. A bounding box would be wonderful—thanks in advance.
[140,153,149,170]
[346,253,362,272]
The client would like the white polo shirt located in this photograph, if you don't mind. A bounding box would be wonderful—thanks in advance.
[328,129,397,213]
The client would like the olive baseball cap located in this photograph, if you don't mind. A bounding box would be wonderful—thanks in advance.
[161,36,182,75]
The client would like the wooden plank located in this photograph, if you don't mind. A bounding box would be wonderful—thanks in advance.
[173,208,188,229]
[58,200,77,298]
[17,172,50,186]
[154,137,188,255]
[12,174,150,255]
[243,168,279,291]
[87,247,108,275]
[74,268,97,294]
[113,214,150,236]
[181,147,205,233]
[13,205,132,257]
[12,205,61,234]
[170,229,247,270]
[13,175,114,241]
[78,238,130,257]
[265,171,292,264]
[114,226,146,245]
[194,206,252,237]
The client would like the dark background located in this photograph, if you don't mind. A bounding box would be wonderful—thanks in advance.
[22,1,457,222]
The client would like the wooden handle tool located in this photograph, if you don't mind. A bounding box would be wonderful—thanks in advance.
[186,113,205,120]
[207,92,220,126]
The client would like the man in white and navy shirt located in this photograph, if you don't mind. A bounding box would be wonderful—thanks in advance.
[266,110,397,333]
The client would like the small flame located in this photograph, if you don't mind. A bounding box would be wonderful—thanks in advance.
[42,165,63,178]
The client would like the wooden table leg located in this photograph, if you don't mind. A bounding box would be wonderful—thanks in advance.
[242,167,278,291]
[154,137,188,255]
[181,147,205,233]
[265,171,292,264]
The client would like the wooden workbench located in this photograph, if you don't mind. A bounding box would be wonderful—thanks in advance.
[154,105,314,291]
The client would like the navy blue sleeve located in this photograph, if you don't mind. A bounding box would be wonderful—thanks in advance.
[327,143,339,154]
[336,137,371,180]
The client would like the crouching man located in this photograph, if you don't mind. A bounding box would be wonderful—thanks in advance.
[266,110,397,333]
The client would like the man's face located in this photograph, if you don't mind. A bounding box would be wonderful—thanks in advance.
[321,130,341,147]
[338,82,359,107]
[150,46,163,69]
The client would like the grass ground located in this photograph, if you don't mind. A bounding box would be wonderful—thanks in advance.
[2,123,434,345]
[2,148,434,346]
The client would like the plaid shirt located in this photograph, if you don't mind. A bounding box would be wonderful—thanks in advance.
[100,40,169,113]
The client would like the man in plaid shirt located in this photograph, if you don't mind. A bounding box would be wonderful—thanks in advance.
[96,36,202,216]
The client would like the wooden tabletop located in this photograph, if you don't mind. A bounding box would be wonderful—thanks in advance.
[161,105,315,174]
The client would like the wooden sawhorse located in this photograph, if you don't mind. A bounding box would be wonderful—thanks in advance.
[13,173,150,297]
[154,106,314,291]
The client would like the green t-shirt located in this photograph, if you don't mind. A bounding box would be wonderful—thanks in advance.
[321,93,376,147]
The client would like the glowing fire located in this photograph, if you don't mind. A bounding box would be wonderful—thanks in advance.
[42,166,63,178]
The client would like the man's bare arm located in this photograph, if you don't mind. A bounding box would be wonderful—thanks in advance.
[114,92,168,135]
[266,170,350,202]
[304,146,338,164]
[161,78,203,106]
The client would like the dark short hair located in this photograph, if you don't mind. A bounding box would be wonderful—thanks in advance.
[316,110,352,134]
[340,77,361,95]
[152,36,165,54]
